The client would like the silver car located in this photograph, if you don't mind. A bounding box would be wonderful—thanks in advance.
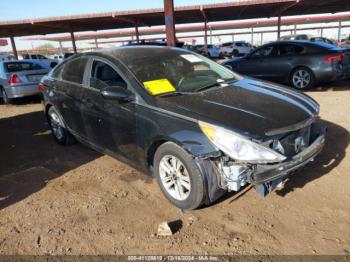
[0,60,50,103]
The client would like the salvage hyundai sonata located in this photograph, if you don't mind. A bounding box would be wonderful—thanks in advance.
[39,46,326,210]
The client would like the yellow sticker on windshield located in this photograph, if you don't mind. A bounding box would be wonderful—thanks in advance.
[143,79,176,95]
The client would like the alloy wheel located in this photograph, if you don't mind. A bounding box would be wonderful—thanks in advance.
[159,155,191,201]
[292,69,311,89]
[49,112,64,140]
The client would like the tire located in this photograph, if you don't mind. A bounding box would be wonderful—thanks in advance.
[232,49,240,57]
[47,107,76,145]
[153,142,205,210]
[290,67,315,90]
[1,88,12,104]
[50,62,58,68]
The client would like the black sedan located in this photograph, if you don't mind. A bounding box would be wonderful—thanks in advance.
[40,46,325,209]
[222,41,348,89]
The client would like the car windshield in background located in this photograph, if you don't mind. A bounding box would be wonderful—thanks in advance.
[5,62,46,72]
[112,47,240,95]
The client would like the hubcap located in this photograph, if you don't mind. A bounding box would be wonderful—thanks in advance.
[159,155,191,201]
[292,70,311,89]
[49,112,64,140]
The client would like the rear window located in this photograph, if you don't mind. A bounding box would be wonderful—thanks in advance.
[5,62,45,72]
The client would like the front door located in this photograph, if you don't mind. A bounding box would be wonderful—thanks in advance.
[238,44,278,80]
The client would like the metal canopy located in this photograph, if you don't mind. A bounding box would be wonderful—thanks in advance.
[23,13,350,42]
[1,0,350,38]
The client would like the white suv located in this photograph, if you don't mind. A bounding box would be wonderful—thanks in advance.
[220,41,255,57]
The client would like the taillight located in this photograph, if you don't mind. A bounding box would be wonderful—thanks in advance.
[38,83,45,91]
[8,74,22,84]
[324,53,345,63]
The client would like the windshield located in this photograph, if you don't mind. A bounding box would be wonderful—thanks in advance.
[112,47,241,95]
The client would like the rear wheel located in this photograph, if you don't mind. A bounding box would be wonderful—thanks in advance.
[47,107,75,145]
[154,142,205,210]
[290,67,315,90]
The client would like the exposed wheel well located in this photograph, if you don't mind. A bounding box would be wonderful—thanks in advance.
[147,139,168,168]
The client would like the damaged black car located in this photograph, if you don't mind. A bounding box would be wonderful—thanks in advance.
[39,46,326,210]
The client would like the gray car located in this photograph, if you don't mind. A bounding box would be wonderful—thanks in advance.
[222,41,349,89]
[0,60,50,103]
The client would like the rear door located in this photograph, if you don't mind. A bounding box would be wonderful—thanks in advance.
[81,57,138,160]
[56,56,89,137]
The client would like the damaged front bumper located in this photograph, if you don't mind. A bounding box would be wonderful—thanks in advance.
[201,124,326,203]
[252,128,326,196]
[251,129,326,185]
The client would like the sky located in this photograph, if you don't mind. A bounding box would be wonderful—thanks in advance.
[0,0,236,20]
[0,1,349,53]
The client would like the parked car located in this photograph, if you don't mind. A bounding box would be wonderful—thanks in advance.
[125,40,185,48]
[219,41,255,57]
[51,54,63,61]
[222,41,349,89]
[22,54,59,68]
[0,54,15,61]
[63,53,75,60]
[0,60,50,103]
[194,44,221,58]
[40,46,325,210]
[280,34,337,46]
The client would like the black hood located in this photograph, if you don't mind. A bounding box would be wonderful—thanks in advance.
[157,78,319,139]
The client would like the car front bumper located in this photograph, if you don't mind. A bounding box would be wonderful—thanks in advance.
[251,130,326,185]
[4,84,40,98]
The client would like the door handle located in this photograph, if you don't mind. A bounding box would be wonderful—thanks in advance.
[82,98,94,107]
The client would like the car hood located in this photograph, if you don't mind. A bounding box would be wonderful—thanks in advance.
[157,78,319,139]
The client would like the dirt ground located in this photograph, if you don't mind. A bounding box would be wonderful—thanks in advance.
[0,82,349,256]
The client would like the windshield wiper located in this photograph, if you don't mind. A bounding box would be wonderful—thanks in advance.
[194,82,221,92]
[157,91,188,98]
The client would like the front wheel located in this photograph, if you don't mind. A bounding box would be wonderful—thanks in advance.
[154,142,205,210]
[290,67,315,90]
[47,107,75,145]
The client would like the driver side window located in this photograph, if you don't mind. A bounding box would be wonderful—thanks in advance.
[90,60,127,90]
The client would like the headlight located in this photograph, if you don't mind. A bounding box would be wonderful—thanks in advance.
[199,121,286,163]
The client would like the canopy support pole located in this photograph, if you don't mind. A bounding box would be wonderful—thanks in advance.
[70,31,77,54]
[338,21,342,41]
[135,24,140,43]
[10,36,18,59]
[164,0,176,46]
[277,14,282,40]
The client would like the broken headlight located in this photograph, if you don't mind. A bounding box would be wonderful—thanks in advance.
[199,121,286,164]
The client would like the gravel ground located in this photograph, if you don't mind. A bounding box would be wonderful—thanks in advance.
[0,82,349,255]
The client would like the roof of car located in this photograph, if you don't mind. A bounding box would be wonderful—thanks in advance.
[0,59,50,67]
[100,45,186,54]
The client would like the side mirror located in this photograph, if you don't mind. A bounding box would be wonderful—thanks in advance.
[100,86,134,102]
